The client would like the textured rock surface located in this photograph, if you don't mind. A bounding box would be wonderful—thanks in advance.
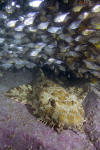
[83,88,100,150]
[0,94,96,150]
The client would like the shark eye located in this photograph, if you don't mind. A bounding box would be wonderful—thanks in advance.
[49,98,56,107]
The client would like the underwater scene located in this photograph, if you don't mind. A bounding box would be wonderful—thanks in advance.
[0,0,100,149]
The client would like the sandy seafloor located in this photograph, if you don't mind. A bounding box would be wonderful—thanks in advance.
[0,69,100,150]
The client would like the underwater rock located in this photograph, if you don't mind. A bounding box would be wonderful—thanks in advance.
[0,93,96,150]
[0,62,98,149]
[83,87,100,150]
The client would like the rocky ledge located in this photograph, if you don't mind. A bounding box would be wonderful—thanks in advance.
[0,69,100,150]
